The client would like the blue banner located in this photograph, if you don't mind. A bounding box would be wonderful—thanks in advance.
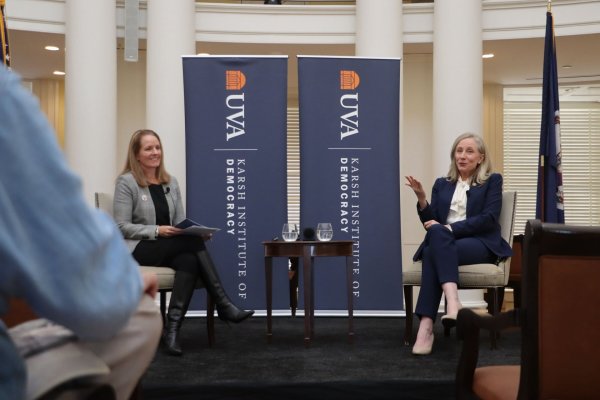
[298,56,402,312]
[183,56,288,311]
[536,11,565,223]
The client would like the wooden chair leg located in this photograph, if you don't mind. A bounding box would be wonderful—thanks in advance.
[498,287,505,311]
[403,285,414,346]
[513,284,522,309]
[443,297,450,337]
[206,294,215,347]
[488,288,499,349]
[159,291,167,323]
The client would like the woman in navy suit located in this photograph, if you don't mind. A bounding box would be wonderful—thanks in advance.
[114,129,254,356]
[405,133,512,355]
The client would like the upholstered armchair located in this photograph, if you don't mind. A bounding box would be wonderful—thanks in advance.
[455,219,600,399]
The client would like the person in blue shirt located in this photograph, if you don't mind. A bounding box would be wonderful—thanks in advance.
[405,133,512,356]
[0,66,162,399]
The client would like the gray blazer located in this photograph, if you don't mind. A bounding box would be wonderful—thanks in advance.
[113,172,185,252]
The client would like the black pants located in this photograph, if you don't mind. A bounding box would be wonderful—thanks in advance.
[132,236,206,276]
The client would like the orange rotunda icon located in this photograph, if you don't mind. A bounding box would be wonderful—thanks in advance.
[340,70,360,90]
[226,70,246,90]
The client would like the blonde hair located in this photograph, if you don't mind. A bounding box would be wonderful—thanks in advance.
[446,132,493,185]
[121,129,170,187]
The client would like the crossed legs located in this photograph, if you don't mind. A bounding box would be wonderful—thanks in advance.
[413,225,495,354]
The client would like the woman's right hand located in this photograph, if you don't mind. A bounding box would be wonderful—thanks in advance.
[157,225,183,238]
[405,176,427,208]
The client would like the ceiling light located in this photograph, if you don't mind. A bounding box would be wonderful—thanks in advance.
[562,65,573,69]
[53,70,66,76]
[45,45,60,51]
[482,53,495,59]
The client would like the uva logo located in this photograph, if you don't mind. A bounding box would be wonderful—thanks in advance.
[225,70,246,141]
[339,70,360,140]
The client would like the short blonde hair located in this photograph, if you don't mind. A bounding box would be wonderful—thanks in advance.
[446,132,493,185]
[121,129,170,187]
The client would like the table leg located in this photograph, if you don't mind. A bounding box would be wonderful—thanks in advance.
[346,255,354,343]
[265,256,273,343]
[289,257,299,317]
[310,256,315,339]
[302,245,312,345]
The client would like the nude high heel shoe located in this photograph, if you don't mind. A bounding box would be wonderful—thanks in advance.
[411,333,434,356]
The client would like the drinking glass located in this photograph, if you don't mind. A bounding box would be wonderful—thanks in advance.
[316,223,333,241]
[282,223,299,242]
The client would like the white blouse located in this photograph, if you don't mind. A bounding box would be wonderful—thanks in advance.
[446,177,470,225]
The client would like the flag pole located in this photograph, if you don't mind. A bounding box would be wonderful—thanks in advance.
[539,155,545,221]
[0,0,10,68]
[541,0,551,222]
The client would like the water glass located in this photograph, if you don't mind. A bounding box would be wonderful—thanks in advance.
[316,223,333,241]
[282,223,299,242]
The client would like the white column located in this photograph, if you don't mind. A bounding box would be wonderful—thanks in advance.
[146,0,195,205]
[355,0,403,58]
[433,0,485,309]
[433,0,483,176]
[64,0,116,203]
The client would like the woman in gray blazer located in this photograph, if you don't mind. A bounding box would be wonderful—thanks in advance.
[114,129,254,356]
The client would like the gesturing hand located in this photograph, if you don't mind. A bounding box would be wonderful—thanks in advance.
[405,175,427,209]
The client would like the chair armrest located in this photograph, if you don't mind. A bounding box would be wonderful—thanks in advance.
[455,308,520,400]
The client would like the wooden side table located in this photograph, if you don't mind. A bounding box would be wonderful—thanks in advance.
[262,240,354,345]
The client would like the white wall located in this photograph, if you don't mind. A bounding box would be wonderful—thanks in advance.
[400,53,433,268]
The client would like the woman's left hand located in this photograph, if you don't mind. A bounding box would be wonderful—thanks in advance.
[157,225,183,237]
[423,220,439,230]
[423,220,453,232]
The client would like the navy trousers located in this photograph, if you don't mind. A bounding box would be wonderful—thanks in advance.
[415,224,496,320]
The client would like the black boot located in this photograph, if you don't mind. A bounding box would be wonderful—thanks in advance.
[196,250,255,323]
[163,270,197,356]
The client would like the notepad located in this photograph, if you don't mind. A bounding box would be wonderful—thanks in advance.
[175,218,220,236]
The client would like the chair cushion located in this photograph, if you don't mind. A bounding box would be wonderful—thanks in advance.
[139,266,205,289]
[457,262,506,287]
[139,266,176,289]
[473,365,520,400]
[401,261,423,285]
[402,261,506,287]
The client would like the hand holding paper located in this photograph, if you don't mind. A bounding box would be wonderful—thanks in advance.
[174,218,220,237]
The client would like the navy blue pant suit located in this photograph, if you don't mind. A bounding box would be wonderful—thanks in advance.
[412,173,512,320]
